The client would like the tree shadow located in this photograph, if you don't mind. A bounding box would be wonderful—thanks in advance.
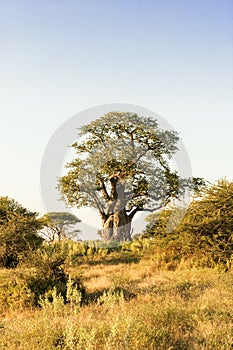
[78,254,141,266]
[83,286,137,305]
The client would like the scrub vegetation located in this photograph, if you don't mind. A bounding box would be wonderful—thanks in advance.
[0,179,233,349]
[1,111,232,349]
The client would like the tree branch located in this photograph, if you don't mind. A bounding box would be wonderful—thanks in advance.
[81,189,105,215]
[97,176,110,201]
[128,204,164,220]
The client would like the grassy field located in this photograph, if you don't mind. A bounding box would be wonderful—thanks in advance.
[0,247,233,350]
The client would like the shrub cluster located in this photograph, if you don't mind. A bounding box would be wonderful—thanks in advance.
[142,179,233,269]
[0,197,43,268]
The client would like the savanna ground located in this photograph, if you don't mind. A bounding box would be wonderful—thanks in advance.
[0,240,233,350]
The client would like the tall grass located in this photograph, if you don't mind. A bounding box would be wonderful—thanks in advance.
[1,244,233,349]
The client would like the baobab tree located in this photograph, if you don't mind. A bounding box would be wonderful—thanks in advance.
[58,112,202,242]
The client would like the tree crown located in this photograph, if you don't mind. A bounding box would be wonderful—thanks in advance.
[59,111,201,219]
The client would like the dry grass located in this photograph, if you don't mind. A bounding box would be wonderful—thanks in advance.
[1,252,233,349]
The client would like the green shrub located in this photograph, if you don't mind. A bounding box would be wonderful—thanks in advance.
[0,197,43,268]
[143,179,233,269]
[0,271,33,312]
[27,243,85,305]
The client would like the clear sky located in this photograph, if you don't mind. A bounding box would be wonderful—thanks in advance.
[0,0,232,236]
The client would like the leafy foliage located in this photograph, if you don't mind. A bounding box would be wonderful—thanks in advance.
[178,179,233,266]
[144,179,233,267]
[40,212,81,242]
[0,197,43,267]
[143,207,176,237]
[0,271,33,312]
[27,243,85,304]
[59,111,202,241]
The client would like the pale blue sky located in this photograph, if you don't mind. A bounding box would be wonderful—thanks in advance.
[0,1,232,230]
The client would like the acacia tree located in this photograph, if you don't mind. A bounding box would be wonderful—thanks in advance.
[40,212,81,242]
[59,112,201,242]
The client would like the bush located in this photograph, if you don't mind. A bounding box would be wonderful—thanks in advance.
[0,271,33,312]
[178,179,233,267]
[143,179,233,269]
[27,243,85,305]
[0,197,43,268]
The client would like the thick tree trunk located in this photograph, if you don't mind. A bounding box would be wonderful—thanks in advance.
[101,209,132,242]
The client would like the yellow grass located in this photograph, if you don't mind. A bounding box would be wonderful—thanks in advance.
[1,252,233,349]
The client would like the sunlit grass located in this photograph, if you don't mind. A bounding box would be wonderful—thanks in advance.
[1,249,233,349]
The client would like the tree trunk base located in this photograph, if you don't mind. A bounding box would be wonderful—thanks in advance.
[102,210,132,242]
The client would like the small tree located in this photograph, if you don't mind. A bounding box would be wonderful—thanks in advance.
[178,179,233,264]
[143,179,233,267]
[40,212,81,242]
[59,111,202,242]
[0,197,43,267]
